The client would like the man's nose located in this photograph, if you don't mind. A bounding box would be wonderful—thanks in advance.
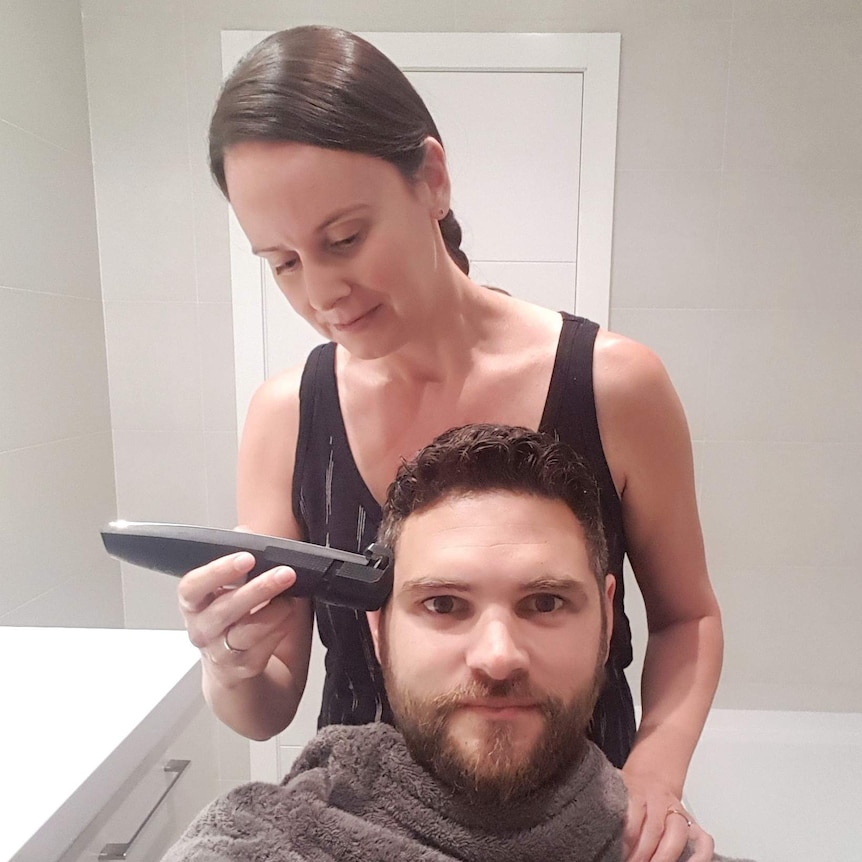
[465,615,529,682]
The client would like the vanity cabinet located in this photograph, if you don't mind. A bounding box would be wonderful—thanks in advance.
[56,699,217,862]
[2,628,222,862]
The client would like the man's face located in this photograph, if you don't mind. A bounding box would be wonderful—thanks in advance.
[367,491,615,804]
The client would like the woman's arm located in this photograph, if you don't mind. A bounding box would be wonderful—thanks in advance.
[594,331,723,861]
[179,366,314,741]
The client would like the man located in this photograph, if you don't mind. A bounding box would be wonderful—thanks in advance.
[165,425,747,862]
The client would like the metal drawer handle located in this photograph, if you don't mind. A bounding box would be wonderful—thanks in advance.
[98,759,190,860]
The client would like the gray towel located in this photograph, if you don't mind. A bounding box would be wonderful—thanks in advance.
[163,723,752,862]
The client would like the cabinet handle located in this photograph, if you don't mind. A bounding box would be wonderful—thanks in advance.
[98,759,191,860]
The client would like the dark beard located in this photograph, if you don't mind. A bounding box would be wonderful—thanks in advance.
[384,667,605,806]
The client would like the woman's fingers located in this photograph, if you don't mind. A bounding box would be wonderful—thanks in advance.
[679,821,714,862]
[640,808,689,862]
[205,591,300,675]
[178,552,257,614]
[621,768,713,862]
[180,560,297,651]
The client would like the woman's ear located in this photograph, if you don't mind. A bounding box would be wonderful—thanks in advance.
[416,136,451,217]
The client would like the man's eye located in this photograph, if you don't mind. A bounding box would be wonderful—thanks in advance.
[528,594,564,614]
[422,596,460,615]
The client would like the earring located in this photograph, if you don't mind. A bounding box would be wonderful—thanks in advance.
[437,207,447,220]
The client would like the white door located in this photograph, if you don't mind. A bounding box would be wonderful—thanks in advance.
[222,31,620,779]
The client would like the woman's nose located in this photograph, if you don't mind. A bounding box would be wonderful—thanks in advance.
[303,263,351,312]
[465,615,529,682]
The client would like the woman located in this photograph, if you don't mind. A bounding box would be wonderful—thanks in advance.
[179,25,723,862]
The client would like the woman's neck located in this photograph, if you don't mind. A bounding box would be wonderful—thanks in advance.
[358,276,515,387]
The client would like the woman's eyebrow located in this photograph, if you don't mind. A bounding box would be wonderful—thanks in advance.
[316,203,371,232]
[251,204,371,255]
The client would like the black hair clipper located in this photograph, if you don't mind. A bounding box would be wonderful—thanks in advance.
[101,521,392,610]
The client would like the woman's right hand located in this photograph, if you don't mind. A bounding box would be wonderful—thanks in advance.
[177,550,299,689]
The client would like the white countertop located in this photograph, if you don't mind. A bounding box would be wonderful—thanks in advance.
[0,627,202,862]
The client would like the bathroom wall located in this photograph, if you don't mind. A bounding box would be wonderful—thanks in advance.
[0,0,122,626]
[78,0,861,722]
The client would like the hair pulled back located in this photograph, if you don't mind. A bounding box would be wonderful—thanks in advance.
[209,25,469,275]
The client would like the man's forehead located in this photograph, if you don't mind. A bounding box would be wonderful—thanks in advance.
[396,490,583,540]
[392,491,592,588]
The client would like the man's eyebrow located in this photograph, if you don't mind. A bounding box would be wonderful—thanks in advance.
[523,577,590,596]
[399,578,472,596]
[251,204,370,256]
[398,575,591,597]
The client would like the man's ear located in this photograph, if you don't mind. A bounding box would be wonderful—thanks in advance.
[602,574,616,662]
[416,136,451,217]
[366,609,382,664]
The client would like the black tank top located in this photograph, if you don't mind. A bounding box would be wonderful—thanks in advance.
[292,313,636,767]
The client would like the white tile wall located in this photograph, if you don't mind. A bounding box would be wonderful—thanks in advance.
[1,0,120,627]
[113,430,210,523]
[0,432,120,623]
[713,565,862,712]
[715,169,862,310]
[0,123,102,298]
[704,309,862,443]
[723,16,862,170]
[0,0,93,154]
[104,301,204,433]
[0,291,112,451]
[699,441,862,571]
[611,169,723,310]
[198,303,240,435]
[614,18,732,171]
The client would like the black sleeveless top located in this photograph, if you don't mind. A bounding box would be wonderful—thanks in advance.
[292,313,636,767]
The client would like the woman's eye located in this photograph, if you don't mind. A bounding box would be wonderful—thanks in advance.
[330,232,360,251]
[422,595,460,615]
[273,258,299,276]
[528,594,564,614]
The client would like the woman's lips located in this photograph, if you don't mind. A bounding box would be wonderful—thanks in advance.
[330,304,380,333]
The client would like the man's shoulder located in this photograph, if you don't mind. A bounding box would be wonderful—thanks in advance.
[286,721,403,784]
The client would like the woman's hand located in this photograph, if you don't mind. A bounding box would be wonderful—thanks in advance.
[621,769,714,862]
[177,550,298,688]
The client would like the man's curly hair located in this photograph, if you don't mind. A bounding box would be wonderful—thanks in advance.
[378,424,608,588]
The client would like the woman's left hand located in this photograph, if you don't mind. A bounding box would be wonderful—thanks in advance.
[620,769,715,862]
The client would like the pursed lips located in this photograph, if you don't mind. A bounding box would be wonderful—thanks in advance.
[327,304,380,330]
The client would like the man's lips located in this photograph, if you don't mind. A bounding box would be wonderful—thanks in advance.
[459,699,539,714]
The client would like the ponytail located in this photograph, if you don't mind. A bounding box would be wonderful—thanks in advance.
[439,209,470,275]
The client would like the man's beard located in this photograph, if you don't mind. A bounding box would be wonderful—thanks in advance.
[380,641,605,806]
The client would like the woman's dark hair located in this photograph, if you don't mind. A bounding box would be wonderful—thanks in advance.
[209,25,469,275]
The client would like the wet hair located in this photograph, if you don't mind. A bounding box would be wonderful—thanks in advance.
[209,25,469,275]
[378,424,608,589]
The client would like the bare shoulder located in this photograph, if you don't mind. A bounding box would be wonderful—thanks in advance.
[593,329,673,411]
[592,329,690,494]
[246,364,304,425]
[238,364,306,536]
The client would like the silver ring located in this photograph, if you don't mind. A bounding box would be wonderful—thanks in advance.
[666,807,692,828]
[223,627,246,655]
